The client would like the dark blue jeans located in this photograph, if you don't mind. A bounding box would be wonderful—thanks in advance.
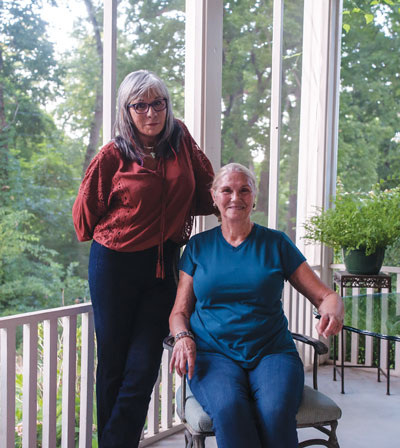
[189,351,304,448]
[89,240,178,448]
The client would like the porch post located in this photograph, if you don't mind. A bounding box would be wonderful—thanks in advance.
[268,0,284,230]
[294,0,342,346]
[103,0,117,144]
[185,0,223,231]
[296,0,342,284]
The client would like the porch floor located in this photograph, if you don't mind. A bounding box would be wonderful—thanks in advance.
[147,365,400,448]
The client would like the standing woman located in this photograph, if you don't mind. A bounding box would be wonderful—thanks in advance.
[72,70,214,447]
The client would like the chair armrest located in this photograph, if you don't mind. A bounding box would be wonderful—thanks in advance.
[291,332,328,391]
[163,335,175,351]
[291,332,328,356]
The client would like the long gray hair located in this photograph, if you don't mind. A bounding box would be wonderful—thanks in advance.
[113,70,179,162]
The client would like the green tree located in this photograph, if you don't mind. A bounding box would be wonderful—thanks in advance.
[221,1,304,239]
[0,0,59,195]
[121,0,186,114]
[0,207,87,316]
[339,0,400,192]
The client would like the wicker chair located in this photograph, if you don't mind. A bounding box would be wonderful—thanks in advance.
[164,333,341,448]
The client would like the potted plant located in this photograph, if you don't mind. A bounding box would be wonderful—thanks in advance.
[302,182,400,275]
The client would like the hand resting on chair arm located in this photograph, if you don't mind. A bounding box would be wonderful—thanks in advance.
[289,261,344,338]
[169,271,197,379]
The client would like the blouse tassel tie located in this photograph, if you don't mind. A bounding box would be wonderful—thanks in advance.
[156,159,166,279]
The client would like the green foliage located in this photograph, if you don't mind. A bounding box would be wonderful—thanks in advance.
[0,207,88,316]
[0,0,61,163]
[302,181,400,255]
[220,1,304,237]
[342,0,400,33]
[221,0,273,166]
[339,0,400,192]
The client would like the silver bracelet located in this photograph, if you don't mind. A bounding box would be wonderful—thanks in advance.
[174,330,195,343]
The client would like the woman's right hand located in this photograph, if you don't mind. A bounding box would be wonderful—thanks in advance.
[169,336,196,380]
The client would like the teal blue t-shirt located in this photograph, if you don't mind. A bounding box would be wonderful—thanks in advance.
[179,223,306,368]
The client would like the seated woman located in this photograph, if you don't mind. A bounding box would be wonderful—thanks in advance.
[169,163,344,448]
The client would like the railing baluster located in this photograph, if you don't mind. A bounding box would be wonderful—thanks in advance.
[174,372,182,423]
[290,286,299,334]
[79,311,95,448]
[42,318,58,448]
[161,349,173,430]
[0,326,16,448]
[365,287,374,366]
[351,288,360,365]
[395,274,400,376]
[62,316,77,448]
[22,322,38,448]
[380,294,389,373]
[147,370,161,436]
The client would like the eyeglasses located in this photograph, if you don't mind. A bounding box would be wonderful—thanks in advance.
[128,98,167,114]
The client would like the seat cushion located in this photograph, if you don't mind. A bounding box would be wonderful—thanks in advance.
[177,383,341,432]
[296,385,342,426]
[176,384,213,432]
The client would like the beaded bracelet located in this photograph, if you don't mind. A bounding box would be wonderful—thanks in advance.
[174,330,195,343]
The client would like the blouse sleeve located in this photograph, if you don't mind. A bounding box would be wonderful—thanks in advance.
[179,121,215,216]
[72,145,118,241]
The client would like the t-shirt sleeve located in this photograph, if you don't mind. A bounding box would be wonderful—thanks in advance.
[178,238,196,276]
[279,232,306,279]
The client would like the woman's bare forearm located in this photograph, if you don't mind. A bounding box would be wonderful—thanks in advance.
[169,271,196,336]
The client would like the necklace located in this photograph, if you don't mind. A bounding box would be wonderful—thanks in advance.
[143,145,157,159]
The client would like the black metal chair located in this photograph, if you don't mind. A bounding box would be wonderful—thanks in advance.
[164,333,342,448]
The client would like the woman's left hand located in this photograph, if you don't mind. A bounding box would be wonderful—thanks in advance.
[316,292,344,338]
[289,262,344,338]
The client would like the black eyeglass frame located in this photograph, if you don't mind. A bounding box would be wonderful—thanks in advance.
[128,98,168,114]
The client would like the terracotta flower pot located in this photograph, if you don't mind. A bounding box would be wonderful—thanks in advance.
[342,247,385,275]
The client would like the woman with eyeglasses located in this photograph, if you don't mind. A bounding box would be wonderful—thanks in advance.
[72,70,214,447]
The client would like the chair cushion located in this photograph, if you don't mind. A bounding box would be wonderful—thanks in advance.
[176,384,214,433]
[296,385,342,426]
[177,384,341,433]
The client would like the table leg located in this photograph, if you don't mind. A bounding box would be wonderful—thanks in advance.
[377,338,381,383]
[387,339,390,396]
[333,334,337,381]
[341,328,345,394]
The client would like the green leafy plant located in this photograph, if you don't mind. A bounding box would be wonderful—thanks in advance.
[302,182,400,255]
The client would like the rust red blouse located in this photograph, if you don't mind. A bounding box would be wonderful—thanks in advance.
[72,120,214,276]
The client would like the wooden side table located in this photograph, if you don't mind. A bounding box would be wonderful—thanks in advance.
[332,271,392,393]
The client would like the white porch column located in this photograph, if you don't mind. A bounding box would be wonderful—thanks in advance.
[268,0,284,230]
[296,0,343,286]
[103,0,117,144]
[185,0,223,231]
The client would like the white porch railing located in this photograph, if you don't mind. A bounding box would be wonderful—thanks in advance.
[0,304,182,448]
[1,265,399,447]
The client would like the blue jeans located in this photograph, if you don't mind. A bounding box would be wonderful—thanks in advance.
[189,351,304,448]
[89,240,178,447]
